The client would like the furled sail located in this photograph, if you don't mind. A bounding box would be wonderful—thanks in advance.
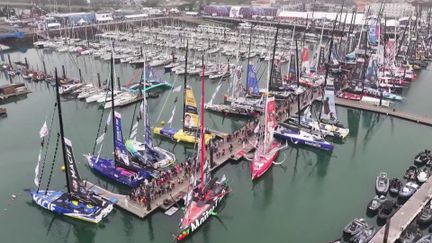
[264,97,277,148]
[113,112,130,166]
[246,64,259,96]
[287,54,297,82]
[321,78,337,122]
[64,137,85,194]
[183,87,200,131]
[301,46,310,74]
[317,46,326,73]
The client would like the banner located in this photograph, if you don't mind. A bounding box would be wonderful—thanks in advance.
[64,138,85,194]
[247,64,259,96]
[114,112,130,166]
[184,87,200,130]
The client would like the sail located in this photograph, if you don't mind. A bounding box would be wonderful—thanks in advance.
[231,65,243,99]
[142,99,160,161]
[352,58,365,80]
[287,54,297,82]
[317,46,325,73]
[264,97,276,146]
[114,112,130,166]
[64,137,85,194]
[358,30,368,51]
[246,64,259,96]
[144,64,155,81]
[368,23,380,45]
[385,39,395,63]
[301,46,310,74]
[184,87,200,131]
[321,79,337,122]
[365,56,378,81]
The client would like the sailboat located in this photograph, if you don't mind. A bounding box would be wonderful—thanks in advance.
[125,60,176,169]
[31,70,114,223]
[85,54,152,188]
[274,41,334,152]
[176,56,230,241]
[251,28,282,180]
[153,42,214,145]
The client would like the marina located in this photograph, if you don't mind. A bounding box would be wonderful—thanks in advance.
[335,98,432,127]
[2,2,432,243]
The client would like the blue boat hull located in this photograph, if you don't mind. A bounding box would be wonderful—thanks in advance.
[274,130,334,151]
[87,156,151,188]
[30,190,113,223]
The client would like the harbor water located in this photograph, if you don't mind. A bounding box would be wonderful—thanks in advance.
[0,47,432,243]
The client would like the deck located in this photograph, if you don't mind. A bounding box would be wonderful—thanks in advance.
[0,89,31,100]
[370,176,432,242]
[335,98,432,127]
[84,90,320,218]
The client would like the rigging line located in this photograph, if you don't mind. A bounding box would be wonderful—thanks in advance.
[37,102,58,192]
[156,75,179,123]
[91,86,111,154]
[44,133,60,194]
[92,106,106,155]
[129,95,140,138]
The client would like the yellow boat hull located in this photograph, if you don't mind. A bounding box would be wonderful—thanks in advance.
[153,127,214,144]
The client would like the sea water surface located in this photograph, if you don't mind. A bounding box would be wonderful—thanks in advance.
[0,48,431,243]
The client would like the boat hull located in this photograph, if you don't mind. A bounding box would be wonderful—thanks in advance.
[176,181,229,241]
[30,190,113,223]
[153,127,213,144]
[274,129,334,151]
[251,141,280,180]
[86,155,150,188]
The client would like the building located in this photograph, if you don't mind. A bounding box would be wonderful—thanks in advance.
[49,12,96,26]
[366,2,414,18]
[95,13,113,23]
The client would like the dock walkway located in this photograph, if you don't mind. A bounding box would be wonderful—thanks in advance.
[370,176,432,242]
[335,98,432,126]
[84,90,320,218]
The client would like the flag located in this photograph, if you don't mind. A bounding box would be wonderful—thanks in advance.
[173,85,182,93]
[39,121,48,138]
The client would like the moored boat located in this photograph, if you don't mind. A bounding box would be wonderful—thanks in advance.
[343,218,368,237]
[376,172,389,195]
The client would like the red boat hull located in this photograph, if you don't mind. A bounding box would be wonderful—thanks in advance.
[251,141,280,180]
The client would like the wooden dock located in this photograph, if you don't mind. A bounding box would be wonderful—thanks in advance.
[335,98,432,127]
[83,90,320,218]
[0,107,6,117]
[0,90,31,101]
[370,176,432,243]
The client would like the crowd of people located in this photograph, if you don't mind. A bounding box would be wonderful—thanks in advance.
[128,90,320,210]
[129,159,194,210]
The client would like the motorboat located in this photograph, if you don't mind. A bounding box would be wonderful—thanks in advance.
[59,83,84,95]
[103,92,141,109]
[398,225,422,243]
[417,202,432,225]
[86,90,109,103]
[376,172,389,195]
[389,178,403,195]
[77,87,101,99]
[416,234,432,243]
[399,181,419,199]
[414,150,431,166]
[350,226,375,243]
[417,167,430,183]
[367,195,386,213]
[343,218,368,237]
[377,199,397,220]
[404,166,418,181]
